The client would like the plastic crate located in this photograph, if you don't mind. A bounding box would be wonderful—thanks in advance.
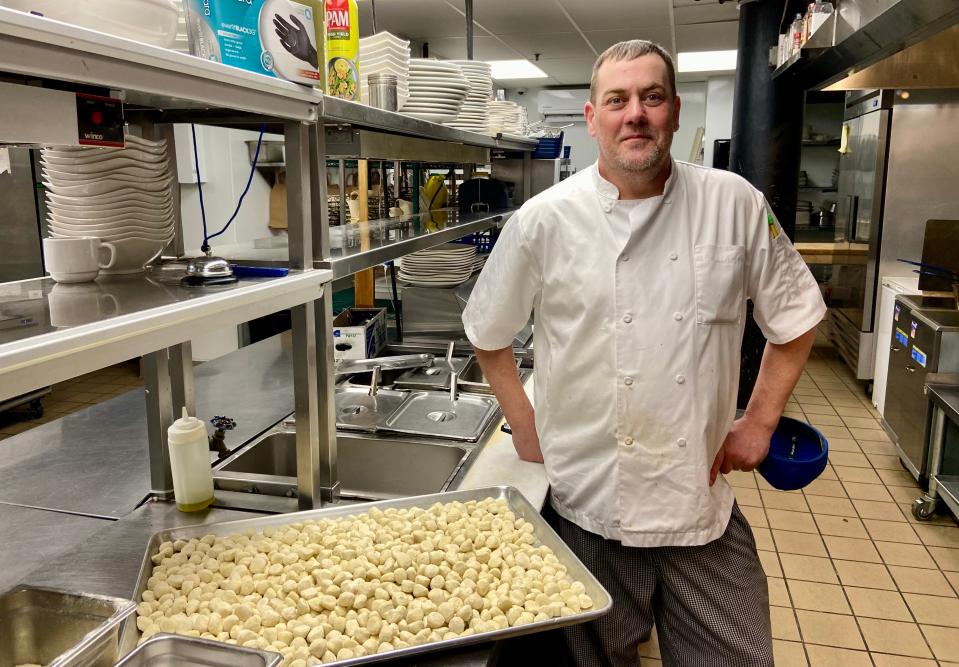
[531,132,564,159]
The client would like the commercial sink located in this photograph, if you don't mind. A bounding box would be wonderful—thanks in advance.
[213,430,472,501]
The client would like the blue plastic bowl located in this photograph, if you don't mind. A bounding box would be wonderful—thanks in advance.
[757,417,829,491]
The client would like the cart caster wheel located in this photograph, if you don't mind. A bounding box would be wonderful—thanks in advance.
[29,399,43,419]
[912,497,937,521]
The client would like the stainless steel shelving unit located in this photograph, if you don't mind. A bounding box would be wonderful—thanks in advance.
[0,8,537,513]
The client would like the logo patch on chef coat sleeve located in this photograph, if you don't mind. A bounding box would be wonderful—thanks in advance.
[767,212,781,240]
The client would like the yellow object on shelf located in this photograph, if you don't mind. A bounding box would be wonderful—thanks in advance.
[325,0,360,101]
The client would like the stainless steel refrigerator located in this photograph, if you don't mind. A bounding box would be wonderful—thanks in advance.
[828,89,959,381]
[0,147,43,282]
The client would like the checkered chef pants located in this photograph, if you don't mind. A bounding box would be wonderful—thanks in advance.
[498,501,773,667]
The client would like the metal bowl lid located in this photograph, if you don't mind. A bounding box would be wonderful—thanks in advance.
[186,256,234,278]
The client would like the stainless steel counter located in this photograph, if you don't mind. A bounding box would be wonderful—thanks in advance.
[0,334,296,518]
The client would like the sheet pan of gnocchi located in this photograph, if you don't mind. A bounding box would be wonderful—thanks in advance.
[131,486,611,666]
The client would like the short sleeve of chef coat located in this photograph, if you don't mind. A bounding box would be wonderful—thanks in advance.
[747,194,828,345]
[462,211,541,351]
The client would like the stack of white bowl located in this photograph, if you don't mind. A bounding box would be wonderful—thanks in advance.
[359,32,411,109]
[445,60,493,134]
[488,100,527,136]
[42,135,175,275]
[400,59,469,123]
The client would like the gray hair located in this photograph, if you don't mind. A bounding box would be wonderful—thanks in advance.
[589,40,676,101]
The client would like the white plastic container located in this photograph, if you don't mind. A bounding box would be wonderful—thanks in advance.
[168,407,214,512]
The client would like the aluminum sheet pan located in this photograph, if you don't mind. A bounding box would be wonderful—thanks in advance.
[132,487,611,666]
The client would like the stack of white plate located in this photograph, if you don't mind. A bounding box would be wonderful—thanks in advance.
[400,59,469,123]
[398,243,477,287]
[41,135,174,275]
[359,32,411,109]
[444,60,492,134]
[488,100,526,136]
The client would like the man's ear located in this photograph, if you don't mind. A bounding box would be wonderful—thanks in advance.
[584,100,597,138]
[673,96,682,132]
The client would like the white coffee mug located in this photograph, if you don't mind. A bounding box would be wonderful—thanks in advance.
[48,283,120,328]
[43,236,117,283]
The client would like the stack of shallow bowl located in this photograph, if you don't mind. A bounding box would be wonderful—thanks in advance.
[41,135,175,275]
[488,100,526,136]
[359,32,411,109]
[400,59,469,124]
[445,60,493,134]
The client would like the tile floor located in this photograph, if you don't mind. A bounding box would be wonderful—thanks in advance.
[2,344,959,665]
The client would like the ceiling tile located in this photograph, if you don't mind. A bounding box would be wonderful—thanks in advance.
[557,0,671,32]
[534,57,598,85]
[357,0,471,39]
[497,32,597,60]
[424,36,519,61]
[584,26,675,53]
[472,0,576,34]
[675,21,740,52]
[672,2,740,25]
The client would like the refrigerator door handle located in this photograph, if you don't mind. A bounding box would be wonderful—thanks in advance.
[848,195,860,241]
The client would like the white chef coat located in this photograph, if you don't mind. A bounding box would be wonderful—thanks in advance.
[463,160,826,547]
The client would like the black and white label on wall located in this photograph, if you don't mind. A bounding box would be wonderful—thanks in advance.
[76,93,124,147]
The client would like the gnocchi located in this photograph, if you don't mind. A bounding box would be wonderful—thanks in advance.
[138,498,594,665]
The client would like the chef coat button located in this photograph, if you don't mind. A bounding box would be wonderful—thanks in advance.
[669,252,678,261]
[623,314,633,324]
[624,376,634,386]
[622,255,630,262]
[624,437,634,446]
[675,374,686,384]
[677,437,687,447]
[674,312,683,321]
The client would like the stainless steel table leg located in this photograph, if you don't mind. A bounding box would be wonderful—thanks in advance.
[169,342,195,417]
[916,405,946,519]
[143,350,173,495]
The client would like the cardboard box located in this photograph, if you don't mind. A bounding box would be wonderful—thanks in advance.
[332,308,387,360]
[183,0,321,86]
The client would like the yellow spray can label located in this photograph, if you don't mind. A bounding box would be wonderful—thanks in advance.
[325,0,360,101]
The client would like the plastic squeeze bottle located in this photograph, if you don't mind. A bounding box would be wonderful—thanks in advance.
[168,407,214,512]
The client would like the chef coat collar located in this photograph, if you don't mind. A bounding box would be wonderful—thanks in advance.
[591,158,678,205]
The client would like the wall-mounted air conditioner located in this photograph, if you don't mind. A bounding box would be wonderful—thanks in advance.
[538,89,589,118]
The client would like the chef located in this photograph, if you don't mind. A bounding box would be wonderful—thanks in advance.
[463,39,825,666]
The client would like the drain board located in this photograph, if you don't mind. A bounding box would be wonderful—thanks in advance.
[385,391,498,441]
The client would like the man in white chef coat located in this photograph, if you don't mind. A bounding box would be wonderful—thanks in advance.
[463,40,826,665]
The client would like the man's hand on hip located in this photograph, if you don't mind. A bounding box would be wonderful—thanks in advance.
[710,416,773,486]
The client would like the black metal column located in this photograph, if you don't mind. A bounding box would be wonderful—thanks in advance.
[730,0,807,409]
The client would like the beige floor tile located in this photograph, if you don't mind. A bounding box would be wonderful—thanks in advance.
[753,527,774,551]
[804,479,849,498]
[888,565,955,597]
[899,503,959,528]
[945,570,959,593]
[805,644,872,666]
[795,386,825,397]
[727,470,758,489]
[921,624,959,661]
[851,427,894,443]
[804,404,839,416]
[788,580,851,614]
[831,397,868,409]
[835,466,884,485]
[796,609,865,650]
[639,626,660,657]
[859,440,898,456]
[815,514,869,538]
[888,485,926,504]
[767,509,819,534]
[809,414,846,427]
[771,605,801,641]
[829,451,872,468]
[774,530,829,557]
[639,659,663,666]
[773,639,809,667]
[904,593,959,627]
[818,425,855,440]
[785,410,808,420]
[768,576,791,607]
[740,504,768,528]
[854,499,907,522]
[835,407,874,419]
[781,554,838,584]
[869,654,938,667]
[827,438,863,453]
[859,618,933,658]
[845,587,913,621]
[756,474,779,491]
[763,490,811,512]
[818,465,839,481]
[799,396,832,407]
[844,482,894,502]
[875,541,937,568]
[863,519,921,544]
[842,415,882,429]
[824,536,882,563]
[833,560,896,590]
[759,549,784,578]
[868,454,905,471]
[734,487,762,507]
[927,547,959,572]
[878,469,921,488]
[913,525,959,549]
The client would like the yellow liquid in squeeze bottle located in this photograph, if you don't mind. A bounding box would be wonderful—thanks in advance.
[324,0,360,101]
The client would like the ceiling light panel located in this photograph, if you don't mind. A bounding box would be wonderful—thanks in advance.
[677,49,737,72]
[486,59,550,79]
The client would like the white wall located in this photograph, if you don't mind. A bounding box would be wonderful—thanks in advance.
[672,82,707,162]
[704,76,736,168]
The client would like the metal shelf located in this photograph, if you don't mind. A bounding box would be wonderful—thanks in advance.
[935,475,959,518]
[322,96,538,152]
[0,266,332,402]
[0,8,321,122]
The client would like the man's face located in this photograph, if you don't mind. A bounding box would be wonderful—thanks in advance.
[585,54,681,176]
